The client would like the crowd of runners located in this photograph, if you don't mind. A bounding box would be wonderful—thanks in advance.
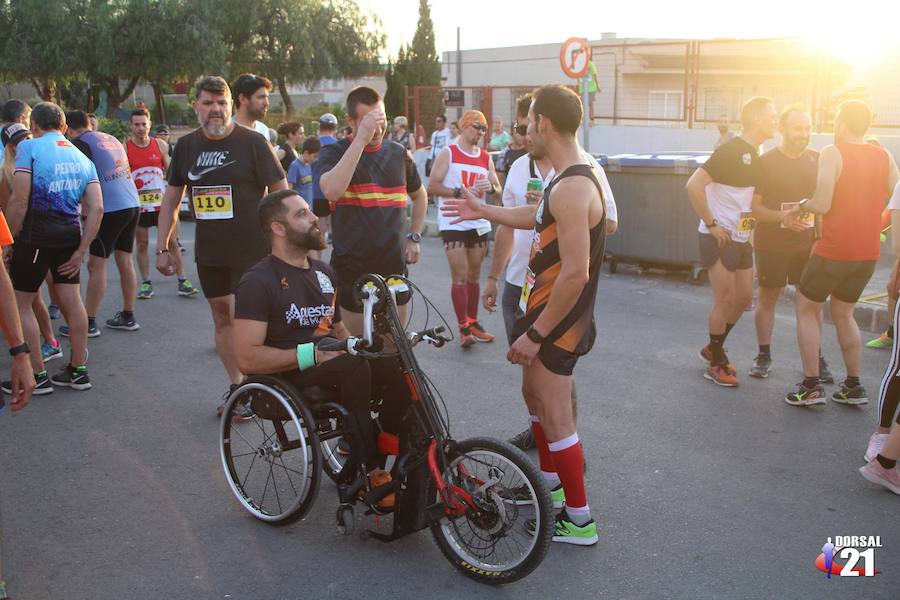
[1,73,900,550]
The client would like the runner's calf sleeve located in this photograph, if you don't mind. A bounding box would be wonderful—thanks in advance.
[548,432,587,510]
[451,284,468,326]
[530,417,557,481]
[466,282,480,321]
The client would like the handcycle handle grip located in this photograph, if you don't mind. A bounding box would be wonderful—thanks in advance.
[316,336,380,356]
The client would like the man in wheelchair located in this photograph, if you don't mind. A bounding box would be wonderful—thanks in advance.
[232,188,409,506]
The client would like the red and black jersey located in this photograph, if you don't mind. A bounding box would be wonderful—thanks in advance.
[515,164,607,356]
[313,138,422,281]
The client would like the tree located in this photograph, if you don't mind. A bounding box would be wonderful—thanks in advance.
[1,0,76,101]
[247,0,384,119]
[384,0,441,125]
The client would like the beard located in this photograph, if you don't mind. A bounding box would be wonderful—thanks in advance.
[248,103,268,121]
[786,135,810,153]
[286,224,326,251]
[199,113,227,136]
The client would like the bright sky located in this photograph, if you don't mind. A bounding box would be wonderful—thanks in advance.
[359,0,900,63]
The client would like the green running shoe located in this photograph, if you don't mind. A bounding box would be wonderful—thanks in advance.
[552,512,598,546]
[550,485,565,509]
[138,281,154,299]
[865,333,893,349]
[178,278,199,297]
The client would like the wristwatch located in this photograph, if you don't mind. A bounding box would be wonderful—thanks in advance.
[406,232,421,243]
[453,187,463,199]
[525,326,546,344]
[9,342,30,357]
[705,218,719,228]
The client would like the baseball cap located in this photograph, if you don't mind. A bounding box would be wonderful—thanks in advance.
[319,113,338,126]
[1,122,31,147]
[154,124,171,135]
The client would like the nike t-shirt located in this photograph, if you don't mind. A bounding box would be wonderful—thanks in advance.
[168,125,284,269]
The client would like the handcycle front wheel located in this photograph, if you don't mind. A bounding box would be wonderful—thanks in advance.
[219,376,322,525]
[430,437,554,585]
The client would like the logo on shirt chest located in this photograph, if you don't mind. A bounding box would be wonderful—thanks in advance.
[188,151,236,181]
[742,153,752,166]
[284,303,335,326]
[315,271,334,294]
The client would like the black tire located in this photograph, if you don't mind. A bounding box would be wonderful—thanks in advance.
[220,376,322,525]
[429,437,553,585]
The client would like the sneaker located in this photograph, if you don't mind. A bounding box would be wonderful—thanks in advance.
[59,322,101,338]
[551,511,598,546]
[749,354,772,378]
[550,485,566,509]
[865,332,893,349]
[48,303,61,319]
[216,384,253,421]
[508,428,535,451]
[864,432,888,463]
[698,344,713,363]
[50,365,91,390]
[859,459,900,495]
[704,362,738,387]
[2,371,54,395]
[784,382,826,406]
[138,281,154,300]
[832,381,868,405]
[106,311,140,331]
[818,357,835,385]
[459,326,476,348]
[467,321,495,343]
[177,279,199,297]
[41,340,63,362]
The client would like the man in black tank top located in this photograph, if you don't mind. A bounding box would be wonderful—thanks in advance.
[441,85,604,546]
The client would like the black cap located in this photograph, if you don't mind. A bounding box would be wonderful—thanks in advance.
[154,124,171,135]
[1,122,31,147]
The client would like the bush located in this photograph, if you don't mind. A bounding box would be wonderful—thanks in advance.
[97,117,131,142]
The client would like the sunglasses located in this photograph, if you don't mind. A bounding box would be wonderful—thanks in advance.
[513,123,528,136]
[471,123,487,132]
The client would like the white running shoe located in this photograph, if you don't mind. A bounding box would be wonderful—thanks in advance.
[864,432,888,463]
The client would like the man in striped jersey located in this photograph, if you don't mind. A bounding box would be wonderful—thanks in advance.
[314,86,427,332]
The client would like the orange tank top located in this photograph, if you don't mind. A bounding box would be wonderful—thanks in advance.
[814,143,890,262]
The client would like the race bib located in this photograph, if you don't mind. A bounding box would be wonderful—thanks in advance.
[780,201,815,229]
[738,212,756,233]
[519,267,536,313]
[138,188,162,210]
[192,185,234,220]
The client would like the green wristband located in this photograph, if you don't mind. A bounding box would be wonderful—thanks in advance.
[296,342,316,371]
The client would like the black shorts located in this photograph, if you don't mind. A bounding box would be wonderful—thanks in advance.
[798,255,877,304]
[442,229,488,249]
[537,343,580,376]
[333,263,411,312]
[755,248,812,289]
[197,264,247,298]
[10,242,80,292]
[138,211,159,228]
[698,233,753,272]
[90,207,139,258]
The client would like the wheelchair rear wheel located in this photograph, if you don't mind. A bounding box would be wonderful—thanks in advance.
[219,376,322,525]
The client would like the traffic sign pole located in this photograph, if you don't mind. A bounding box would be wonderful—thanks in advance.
[582,71,591,152]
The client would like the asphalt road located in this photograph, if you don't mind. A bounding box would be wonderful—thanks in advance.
[1,225,898,599]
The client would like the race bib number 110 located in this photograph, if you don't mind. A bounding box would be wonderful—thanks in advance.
[192,185,234,220]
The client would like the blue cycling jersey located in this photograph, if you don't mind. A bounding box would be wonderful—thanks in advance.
[73,131,140,213]
[14,131,98,248]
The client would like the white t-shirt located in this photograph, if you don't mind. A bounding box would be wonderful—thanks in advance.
[437,144,492,234]
[888,180,900,210]
[501,151,617,287]
[429,127,452,160]
[231,116,270,138]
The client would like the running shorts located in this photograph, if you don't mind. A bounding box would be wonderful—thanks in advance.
[699,233,753,272]
[197,264,247,298]
[441,230,488,249]
[90,207,139,258]
[10,242,81,292]
[755,248,812,289]
[798,255,877,304]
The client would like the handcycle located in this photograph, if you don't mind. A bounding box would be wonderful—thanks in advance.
[218,273,554,584]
